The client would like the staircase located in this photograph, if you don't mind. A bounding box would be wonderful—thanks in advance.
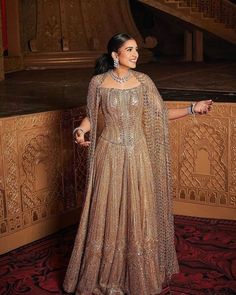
[138,0,236,44]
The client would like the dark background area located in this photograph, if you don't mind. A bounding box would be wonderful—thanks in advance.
[130,0,236,61]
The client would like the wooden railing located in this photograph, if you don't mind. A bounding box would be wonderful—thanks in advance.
[168,0,236,29]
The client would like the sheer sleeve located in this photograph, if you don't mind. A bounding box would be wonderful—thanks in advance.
[86,76,99,120]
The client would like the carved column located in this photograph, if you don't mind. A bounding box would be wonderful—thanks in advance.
[184,30,193,61]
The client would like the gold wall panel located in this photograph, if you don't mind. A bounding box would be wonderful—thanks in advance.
[21,0,154,68]
[23,0,143,52]
[168,102,236,220]
[0,108,87,254]
[1,102,235,254]
[21,0,37,53]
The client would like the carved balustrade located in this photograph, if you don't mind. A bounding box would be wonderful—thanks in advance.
[175,0,236,28]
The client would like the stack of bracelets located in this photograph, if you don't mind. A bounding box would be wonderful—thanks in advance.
[187,102,196,115]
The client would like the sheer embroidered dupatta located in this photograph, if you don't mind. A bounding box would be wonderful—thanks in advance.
[133,71,179,279]
[63,74,105,292]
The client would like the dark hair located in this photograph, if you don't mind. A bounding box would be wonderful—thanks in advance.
[94,33,134,75]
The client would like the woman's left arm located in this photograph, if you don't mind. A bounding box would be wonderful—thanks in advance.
[168,99,213,120]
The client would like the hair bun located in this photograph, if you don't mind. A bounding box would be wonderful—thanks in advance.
[94,53,113,75]
[102,53,110,58]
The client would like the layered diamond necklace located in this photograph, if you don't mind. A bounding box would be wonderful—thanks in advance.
[109,69,131,84]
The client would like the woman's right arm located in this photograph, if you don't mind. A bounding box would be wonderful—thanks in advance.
[74,116,91,146]
[76,116,91,134]
[74,75,99,146]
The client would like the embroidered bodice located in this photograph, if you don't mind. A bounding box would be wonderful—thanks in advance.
[99,85,145,146]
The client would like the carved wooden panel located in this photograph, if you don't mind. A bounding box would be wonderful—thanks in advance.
[168,102,236,210]
[20,0,156,68]
[21,0,144,53]
[0,108,87,239]
[21,0,37,52]
[64,0,89,51]
[31,0,62,52]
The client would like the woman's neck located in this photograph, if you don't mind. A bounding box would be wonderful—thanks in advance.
[112,67,130,77]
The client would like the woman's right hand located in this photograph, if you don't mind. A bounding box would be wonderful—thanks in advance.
[75,130,91,147]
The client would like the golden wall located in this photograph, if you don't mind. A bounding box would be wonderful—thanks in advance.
[20,0,154,68]
[1,0,155,72]
[0,108,86,254]
[0,102,235,254]
[21,0,141,53]
[170,102,236,220]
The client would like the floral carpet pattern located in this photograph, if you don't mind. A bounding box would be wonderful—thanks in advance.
[0,215,235,295]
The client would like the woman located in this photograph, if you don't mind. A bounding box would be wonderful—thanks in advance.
[63,33,212,295]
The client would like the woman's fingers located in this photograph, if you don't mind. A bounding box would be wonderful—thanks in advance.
[75,139,91,147]
[75,133,84,143]
[206,99,213,105]
[74,130,90,147]
[80,141,91,147]
[195,100,213,114]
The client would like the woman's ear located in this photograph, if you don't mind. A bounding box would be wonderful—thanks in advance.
[111,52,118,60]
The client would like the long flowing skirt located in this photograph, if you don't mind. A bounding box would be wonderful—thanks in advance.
[65,136,165,295]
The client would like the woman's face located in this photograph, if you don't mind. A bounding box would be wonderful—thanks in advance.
[114,39,139,69]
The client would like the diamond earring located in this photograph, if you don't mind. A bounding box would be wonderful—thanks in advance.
[113,58,119,68]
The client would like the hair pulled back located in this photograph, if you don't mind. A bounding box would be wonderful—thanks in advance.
[94,33,134,75]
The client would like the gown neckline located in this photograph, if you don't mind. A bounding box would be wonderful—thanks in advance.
[98,84,142,91]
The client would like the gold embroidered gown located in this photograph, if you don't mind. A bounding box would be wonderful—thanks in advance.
[63,72,179,295]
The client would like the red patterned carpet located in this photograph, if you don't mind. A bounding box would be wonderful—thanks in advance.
[0,215,236,295]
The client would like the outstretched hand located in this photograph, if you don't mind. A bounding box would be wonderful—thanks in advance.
[193,100,213,115]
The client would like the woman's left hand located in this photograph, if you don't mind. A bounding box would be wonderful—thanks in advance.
[193,100,213,115]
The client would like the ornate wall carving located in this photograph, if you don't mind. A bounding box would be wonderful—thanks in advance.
[21,0,37,53]
[21,0,144,53]
[1,102,235,253]
[0,108,87,253]
[169,102,236,211]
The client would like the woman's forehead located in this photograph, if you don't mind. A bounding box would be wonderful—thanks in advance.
[119,39,138,50]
